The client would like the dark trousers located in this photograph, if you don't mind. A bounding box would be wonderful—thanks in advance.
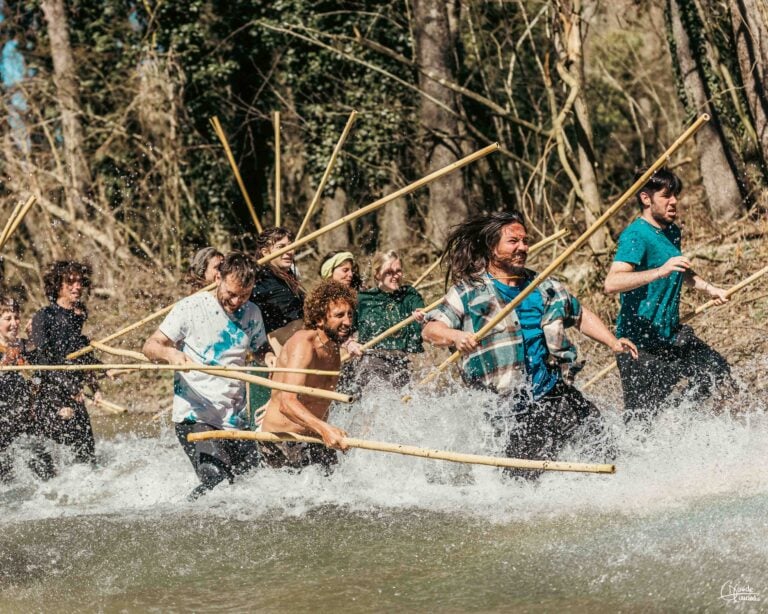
[258,441,338,474]
[488,381,609,479]
[175,421,260,495]
[0,414,55,482]
[36,400,96,465]
[617,333,730,423]
[338,349,412,397]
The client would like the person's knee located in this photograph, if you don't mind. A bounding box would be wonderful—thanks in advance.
[196,455,232,489]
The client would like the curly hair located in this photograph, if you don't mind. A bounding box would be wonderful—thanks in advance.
[441,211,526,285]
[303,280,357,330]
[43,261,92,303]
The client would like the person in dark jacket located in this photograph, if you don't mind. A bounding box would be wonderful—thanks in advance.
[0,295,54,481]
[344,250,426,388]
[30,261,100,465]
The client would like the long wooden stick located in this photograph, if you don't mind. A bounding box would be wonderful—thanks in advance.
[0,362,351,403]
[210,116,263,233]
[0,196,36,249]
[416,115,710,389]
[87,396,128,415]
[412,257,441,289]
[68,143,498,361]
[0,198,26,246]
[296,110,357,239]
[188,430,616,474]
[581,260,768,390]
[274,111,281,226]
[341,297,443,363]
[0,363,340,376]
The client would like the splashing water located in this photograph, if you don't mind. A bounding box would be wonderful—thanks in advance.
[1,368,767,611]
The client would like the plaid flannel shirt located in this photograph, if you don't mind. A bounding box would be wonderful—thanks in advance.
[424,270,582,394]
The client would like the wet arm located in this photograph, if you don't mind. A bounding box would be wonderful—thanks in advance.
[577,307,638,358]
[142,330,193,365]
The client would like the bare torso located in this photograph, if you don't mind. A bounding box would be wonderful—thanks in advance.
[260,329,340,434]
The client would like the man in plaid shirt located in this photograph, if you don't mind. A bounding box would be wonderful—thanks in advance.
[423,212,637,477]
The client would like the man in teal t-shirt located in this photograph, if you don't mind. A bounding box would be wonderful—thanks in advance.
[605,168,731,421]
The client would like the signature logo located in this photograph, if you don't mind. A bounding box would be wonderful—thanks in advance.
[720,580,760,603]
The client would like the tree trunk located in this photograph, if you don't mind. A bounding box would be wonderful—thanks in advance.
[730,0,768,166]
[378,167,412,251]
[667,0,745,221]
[316,187,350,256]
[412,0,467,248]
[40,0,92,218]
[555,0,610,253]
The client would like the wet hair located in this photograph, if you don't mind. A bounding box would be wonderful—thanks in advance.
[254,226,305,298]
[0,294,20,315]
[184,247,223,289]
[218,251,258,287]
[319,250,363,290]
[441,211,527,285]
[43,261,92,303]
[634,167,683,209]
[303,280,357,330]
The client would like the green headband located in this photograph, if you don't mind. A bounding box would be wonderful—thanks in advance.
[320,252,355,279]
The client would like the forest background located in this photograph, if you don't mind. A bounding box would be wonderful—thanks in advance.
[1,0,767,407]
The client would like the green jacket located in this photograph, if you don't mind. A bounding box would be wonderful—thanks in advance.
[356,285,425,353]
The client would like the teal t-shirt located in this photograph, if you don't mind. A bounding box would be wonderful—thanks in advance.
[490,277,560,399]
[613,218,684,348]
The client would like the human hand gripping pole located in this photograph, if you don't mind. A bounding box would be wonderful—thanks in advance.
[412,114,711,394]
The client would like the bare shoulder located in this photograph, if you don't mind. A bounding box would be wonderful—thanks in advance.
[280,329,319,367]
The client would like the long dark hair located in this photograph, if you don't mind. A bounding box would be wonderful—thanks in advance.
[255,227,305,297]
[442,211,526,285]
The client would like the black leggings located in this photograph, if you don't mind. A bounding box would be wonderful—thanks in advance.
[175,421,260,493]
[36,400,96,464]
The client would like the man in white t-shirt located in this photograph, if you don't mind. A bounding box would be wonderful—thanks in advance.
[143,251,267,499]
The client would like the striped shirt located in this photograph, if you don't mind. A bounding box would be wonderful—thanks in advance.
[424,270,581,396]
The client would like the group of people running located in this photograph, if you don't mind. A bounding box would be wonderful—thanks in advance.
[0,167,734,498]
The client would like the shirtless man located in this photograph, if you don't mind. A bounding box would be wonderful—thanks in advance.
[256,279,355,471]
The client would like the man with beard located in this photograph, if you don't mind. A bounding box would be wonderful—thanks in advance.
[143,251,267,499]
[422,212,637,477]
[604,168,730,422]
[255,280,355,471]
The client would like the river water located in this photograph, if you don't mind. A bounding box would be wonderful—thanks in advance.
[1,371,767,612]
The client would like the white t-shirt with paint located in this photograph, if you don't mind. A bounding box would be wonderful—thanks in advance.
[159,292,267,429]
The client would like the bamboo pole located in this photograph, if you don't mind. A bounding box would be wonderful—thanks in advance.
[68,142,499,361]
[210,116,263,233]
[0,363,340,377]
[274,111,281,226]
[188,430,616,474]
[296,110,358,239]
[581,260,768,391]
[87,395,128,415]
[416,115,710,390]
[412,257,441,289]
[342,297,443,362]
[0,198,26,246]
[528,228,569,255]
[0,362,351,403]
[0,196,36,249]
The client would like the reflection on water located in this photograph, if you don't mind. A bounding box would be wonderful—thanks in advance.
[1,372,767,611]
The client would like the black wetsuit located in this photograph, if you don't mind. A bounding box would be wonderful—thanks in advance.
[0,342,55,481]
[250,268,304,334]
[30,303,97,464]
